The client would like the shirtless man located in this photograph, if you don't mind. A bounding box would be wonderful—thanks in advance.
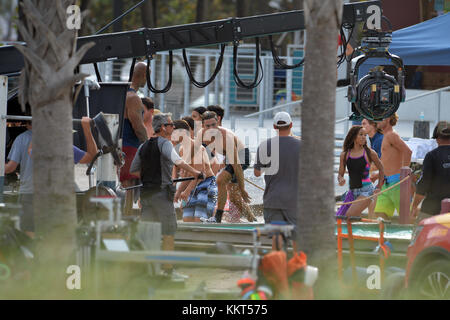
[197,111,255,223]
[373,113,412,220]
[362,118,384,218]
[141,97,155,138]
[120,62,149,215]
[172,120,217,222]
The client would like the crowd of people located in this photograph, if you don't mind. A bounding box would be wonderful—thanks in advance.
[5,62,450,280]
[338,113,450,228]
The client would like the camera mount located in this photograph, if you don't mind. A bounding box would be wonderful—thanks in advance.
[348,21,405,121]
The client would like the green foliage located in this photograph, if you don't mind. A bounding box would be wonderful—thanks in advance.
[159,0,197,26]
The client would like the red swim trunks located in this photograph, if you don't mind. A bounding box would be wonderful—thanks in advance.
[120,145,139,182]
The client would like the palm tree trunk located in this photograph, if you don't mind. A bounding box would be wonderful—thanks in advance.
[141,0,155,28]
[195,0,207,22]
[14,0,94,297]
[236,0,248,17]
[297,0,342,299]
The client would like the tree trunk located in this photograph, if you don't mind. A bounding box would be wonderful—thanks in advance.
[153,0,158,27]
[195,0,207,22]
[141,0,155,28]
[79,0,92,36]
[236,0,247,17]
[14,0,94,297]
[294,0,304,10]
[297,0,342,299]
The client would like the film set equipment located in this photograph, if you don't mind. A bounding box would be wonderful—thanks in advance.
[347,17,405,121]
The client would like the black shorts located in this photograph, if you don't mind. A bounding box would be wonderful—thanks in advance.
[224,148,250,183]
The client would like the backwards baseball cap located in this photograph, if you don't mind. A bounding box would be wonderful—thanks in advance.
[432,121,450,139]
[273,111,292,127]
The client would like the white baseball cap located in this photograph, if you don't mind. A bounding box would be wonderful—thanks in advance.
[273,111,292,127]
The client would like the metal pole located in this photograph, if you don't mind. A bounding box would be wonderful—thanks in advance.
[214,53,220,105]
[286,57,293,114]
[399,167,412,225]
[345,101,351,135]
[84,84,90,117]
[0,76,7,202]
[160,53,166,112]
[258,63,265,127]
[224,55,230,120]
[183,53,190,117]
[150,58,156,100]
[438,90,443,123]
[204,55,210,107]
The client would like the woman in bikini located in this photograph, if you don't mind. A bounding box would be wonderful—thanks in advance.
[338,125,384,217]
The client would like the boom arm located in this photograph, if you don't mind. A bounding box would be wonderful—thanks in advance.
[0,1,381,76]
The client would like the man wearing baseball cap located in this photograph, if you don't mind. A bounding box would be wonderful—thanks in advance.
[254,111,301,251]
[412,120,450,224]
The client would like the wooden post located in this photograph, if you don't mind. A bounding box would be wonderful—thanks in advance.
[399,167,412,224]
[441,199,450,214]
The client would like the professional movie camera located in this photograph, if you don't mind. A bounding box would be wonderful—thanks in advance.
[347,21,406,121]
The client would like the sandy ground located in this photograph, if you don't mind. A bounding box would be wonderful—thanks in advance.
[176,267,244,292]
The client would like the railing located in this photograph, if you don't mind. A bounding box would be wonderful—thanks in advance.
[243,99,302,118]
[404,85,450,102]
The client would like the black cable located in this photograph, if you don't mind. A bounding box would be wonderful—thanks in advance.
[233,37,263,89]
[336,26,347,68]
[146,52,173,94]
[268,35,304,69]
[182,44,226,88]
[337,23,354,68]
[91,0,148,83]
[94,0,148,35]
[128,58,136,82]
[86,151,103,176]
[94,63,103,83]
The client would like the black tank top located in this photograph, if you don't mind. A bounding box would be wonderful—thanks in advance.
[139,137,162,188]
[346,150,371,189]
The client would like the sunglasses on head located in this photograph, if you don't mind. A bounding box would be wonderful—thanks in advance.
[164,123,175,127]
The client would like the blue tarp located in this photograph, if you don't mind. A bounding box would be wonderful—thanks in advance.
[360,13,450,73]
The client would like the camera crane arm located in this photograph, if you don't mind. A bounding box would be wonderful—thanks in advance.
[0,1,381,77]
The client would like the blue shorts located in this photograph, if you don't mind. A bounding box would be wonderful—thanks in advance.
[183,206,208,219]
[350,183,374,199]
[183,176,218,219]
